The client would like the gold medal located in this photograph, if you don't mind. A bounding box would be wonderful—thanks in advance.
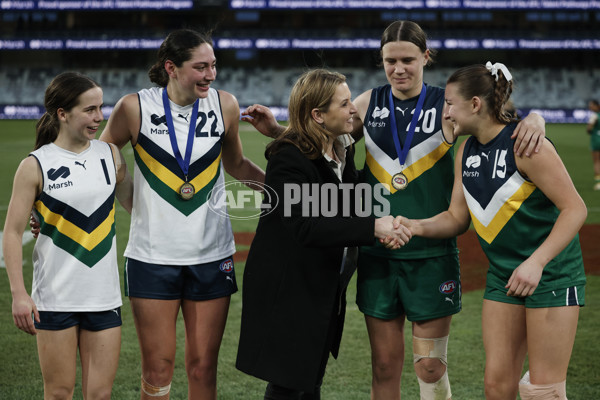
[391,172,408,190]
[179,182,195,200]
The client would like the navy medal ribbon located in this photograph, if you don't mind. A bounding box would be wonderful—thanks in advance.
[388,83,427,190]
[162,88,199,199]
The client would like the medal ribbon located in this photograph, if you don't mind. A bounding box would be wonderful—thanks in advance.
[388,83,427,167]
[162,88,199,180]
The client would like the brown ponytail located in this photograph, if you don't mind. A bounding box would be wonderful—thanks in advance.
[34,112,59,150]
[148,29,214,87]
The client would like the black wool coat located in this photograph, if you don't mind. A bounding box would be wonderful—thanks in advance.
[236,141,376,393]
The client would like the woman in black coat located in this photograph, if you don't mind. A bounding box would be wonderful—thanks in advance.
[236,69,411,399]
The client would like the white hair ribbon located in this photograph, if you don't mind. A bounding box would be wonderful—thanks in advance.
[485,61,512,82]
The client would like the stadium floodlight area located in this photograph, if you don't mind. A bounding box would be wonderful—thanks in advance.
[0,0,193,10]
[1,37,599,51]
[3,0,599,9]
[228,0,600,9]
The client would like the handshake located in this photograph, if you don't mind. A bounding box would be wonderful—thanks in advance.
[374,216,413,250]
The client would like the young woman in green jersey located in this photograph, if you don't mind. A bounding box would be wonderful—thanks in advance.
[241,21,547,400]
[400,62,586,400]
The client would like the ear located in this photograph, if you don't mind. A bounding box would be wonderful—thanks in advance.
[164,60,177,79]
[471,96,482,114]
[311,108,324,124]
[56,108,67,122]
[423,49,430,66]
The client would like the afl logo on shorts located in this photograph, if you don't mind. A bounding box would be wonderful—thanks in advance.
[439,280,457,294]
[219,259,234,273]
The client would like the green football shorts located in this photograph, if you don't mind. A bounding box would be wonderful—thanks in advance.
[356,252,461,321]
[591,133,600,151]
[484,270,585,308]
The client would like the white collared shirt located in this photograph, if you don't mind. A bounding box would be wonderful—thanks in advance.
[323,134,355,181]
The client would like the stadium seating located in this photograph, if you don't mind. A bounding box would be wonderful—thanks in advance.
[1,66,598,110]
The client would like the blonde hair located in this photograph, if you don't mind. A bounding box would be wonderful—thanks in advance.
[267,68,347,160]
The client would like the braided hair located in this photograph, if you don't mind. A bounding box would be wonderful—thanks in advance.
[446,63,516,124]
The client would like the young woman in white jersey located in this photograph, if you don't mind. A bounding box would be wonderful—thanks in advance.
[99,29,264,400]
[242,21,546,400]
[3,71,132,399]
[399,62,586,400]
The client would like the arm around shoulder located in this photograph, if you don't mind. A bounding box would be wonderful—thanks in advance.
[220,90,266,185]
[350,89,371,142]
[512,112,546,157]
[109,143,133,213]
[100,93,140,148]
[241,103,286,138]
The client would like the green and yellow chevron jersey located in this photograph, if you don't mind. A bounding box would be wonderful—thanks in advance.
[124,87,235,265]
[361,84,457,259]
[35,190,116,268]
[30,140,122,311]
[134,131,222,216]
[462,124,585,293]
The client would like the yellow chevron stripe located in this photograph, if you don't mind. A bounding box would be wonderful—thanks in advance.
[407,141,452,181]
[366,141,452,194]
[136,145,222,192]
[365,151,393,188]
[189,153,221,191]
[34,201,115,251]
[470,181,536,244]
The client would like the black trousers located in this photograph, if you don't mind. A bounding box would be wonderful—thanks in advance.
[264,382,321,400]
[264,304,341,400]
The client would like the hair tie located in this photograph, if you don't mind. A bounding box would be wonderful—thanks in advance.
[485,61,512,82]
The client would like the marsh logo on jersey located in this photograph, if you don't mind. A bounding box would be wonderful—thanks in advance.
[368,106,389,128]
[439,280,457,294]
[150,114,169,135]
[47,166,74,190]
[47,166,70,181]
[219,259,234,273]
[150,114,167,126]
[464,155,481,178]
[372,106,390,119]
[465,155,481,169]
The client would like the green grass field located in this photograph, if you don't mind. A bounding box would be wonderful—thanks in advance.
[1,121,598,398]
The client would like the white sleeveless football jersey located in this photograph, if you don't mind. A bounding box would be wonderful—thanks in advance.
[31,140,122,311]
[124,87,235,265]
